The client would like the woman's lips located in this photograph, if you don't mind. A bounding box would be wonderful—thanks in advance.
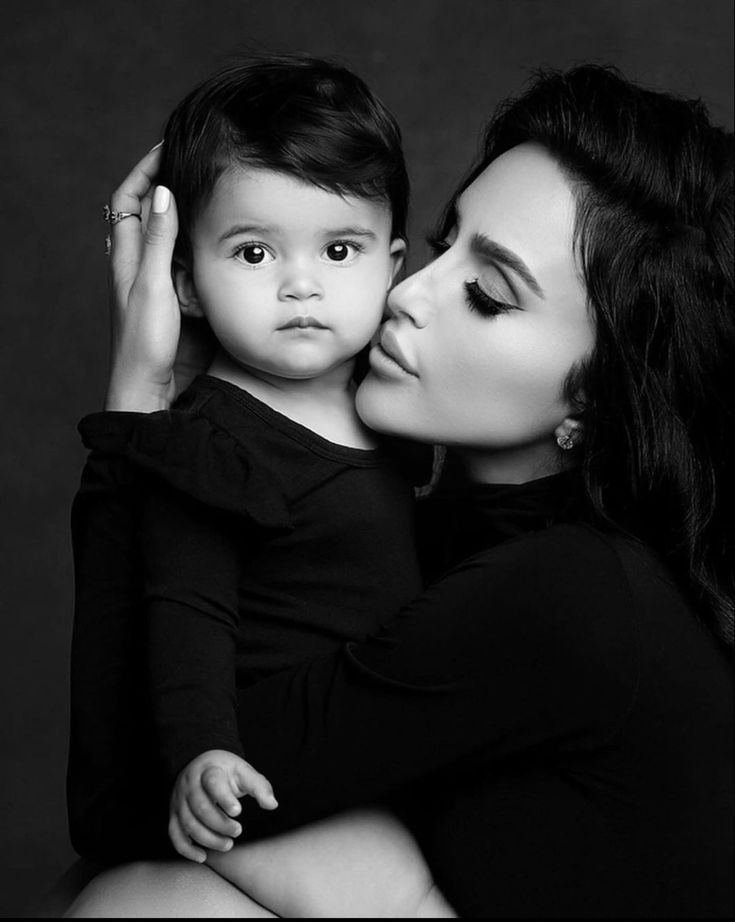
[371,326,418,377]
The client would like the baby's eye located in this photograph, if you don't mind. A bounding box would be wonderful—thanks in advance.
[234,243,275,266]
[323,241,361,263]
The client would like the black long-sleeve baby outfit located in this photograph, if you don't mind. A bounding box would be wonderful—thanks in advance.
[68,374,423,853]
[69,414,733,916]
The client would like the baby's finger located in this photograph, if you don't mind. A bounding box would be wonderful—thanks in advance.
[234,763,279,811]
[200,765,243,819]
[179,799,235,853]
[189,781,242,838]
[168,813,207,864]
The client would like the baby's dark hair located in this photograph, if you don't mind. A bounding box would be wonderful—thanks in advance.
[159,52,409,262]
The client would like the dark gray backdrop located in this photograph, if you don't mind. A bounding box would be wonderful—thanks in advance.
[1,0,732,916]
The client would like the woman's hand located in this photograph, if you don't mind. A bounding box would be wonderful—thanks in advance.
[104,144,182,411]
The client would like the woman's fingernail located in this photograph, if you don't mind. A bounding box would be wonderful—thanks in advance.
[149,140,163,152]
[152,185,170,213]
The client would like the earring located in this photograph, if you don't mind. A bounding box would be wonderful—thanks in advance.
[556,434,575,451]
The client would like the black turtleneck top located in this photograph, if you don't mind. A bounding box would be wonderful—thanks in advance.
[68,424,733,918]
[222,474,733,918]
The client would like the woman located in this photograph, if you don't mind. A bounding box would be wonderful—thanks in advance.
[66,65,733,917]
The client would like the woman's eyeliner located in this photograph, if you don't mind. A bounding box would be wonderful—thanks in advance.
[426,235,514,318]
[464,279,514,317]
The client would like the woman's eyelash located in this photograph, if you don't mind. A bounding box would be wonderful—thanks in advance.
[464,280,514,317]
[426,235,449,256]
[424,237,514,317]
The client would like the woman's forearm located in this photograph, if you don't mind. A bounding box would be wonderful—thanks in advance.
[229,529,634,844]
[104,365,173,412]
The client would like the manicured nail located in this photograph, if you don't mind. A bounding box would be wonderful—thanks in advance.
[149,140,163,152]
[267,795,279,808]
[152,185,170,213]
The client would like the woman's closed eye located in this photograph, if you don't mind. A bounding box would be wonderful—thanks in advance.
[464,279,515,317]
[426,235,450,258]
[426,233,516,317]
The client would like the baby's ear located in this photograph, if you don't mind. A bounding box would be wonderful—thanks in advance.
[388,238,407,286]
[173,260,205,318]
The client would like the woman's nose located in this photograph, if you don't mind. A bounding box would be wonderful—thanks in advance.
[386,265,433,328]
[278,263,324,301]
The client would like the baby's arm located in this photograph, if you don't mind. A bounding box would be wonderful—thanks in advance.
[140,479,251,785]
[207,807,457,918]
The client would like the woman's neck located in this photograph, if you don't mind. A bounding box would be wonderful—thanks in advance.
[454,440,576,485]
[206,349,379,449]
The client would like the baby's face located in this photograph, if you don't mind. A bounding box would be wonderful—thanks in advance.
[182,166,404,380]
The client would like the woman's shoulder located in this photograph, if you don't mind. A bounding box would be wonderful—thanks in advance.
[455,520,710,665]
[442,523,644,656]
[401,522,642,732]
[476,520,667,589]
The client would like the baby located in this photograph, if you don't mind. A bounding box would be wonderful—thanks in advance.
[74,52,451,915]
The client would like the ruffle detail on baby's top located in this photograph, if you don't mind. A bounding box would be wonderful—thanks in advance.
[78,410,292,531]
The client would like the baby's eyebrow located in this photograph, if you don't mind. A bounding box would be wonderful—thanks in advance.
[217,225,379,243]
[218,224,274,242]
[323,226,378,240]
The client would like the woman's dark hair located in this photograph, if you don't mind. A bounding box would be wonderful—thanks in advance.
[159,52,409,263]
[444,65,734,647]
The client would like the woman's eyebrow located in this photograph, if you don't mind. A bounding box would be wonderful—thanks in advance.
[471,233,546,298]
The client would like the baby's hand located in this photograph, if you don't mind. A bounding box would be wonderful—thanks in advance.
[169,749,278,863]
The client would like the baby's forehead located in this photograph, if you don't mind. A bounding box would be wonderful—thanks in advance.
[195,165,393,239]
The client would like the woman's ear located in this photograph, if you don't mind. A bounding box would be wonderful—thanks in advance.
[554,417,583,451]
[388,238,407,287]
[173,261,205,318]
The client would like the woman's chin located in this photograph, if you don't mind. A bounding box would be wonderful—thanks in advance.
[355,372,411,435]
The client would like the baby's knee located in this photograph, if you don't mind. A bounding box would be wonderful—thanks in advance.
[414,883,458,918]
[63,862,155,917]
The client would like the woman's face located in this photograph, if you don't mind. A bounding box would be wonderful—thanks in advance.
[356,142,594,483]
